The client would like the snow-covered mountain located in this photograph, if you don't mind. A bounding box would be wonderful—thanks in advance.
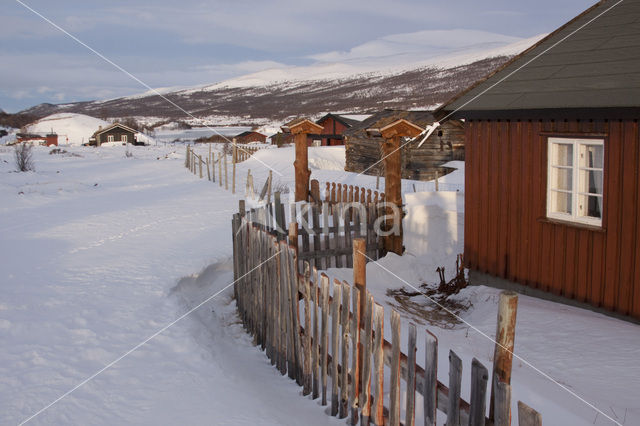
[19,34,543,124]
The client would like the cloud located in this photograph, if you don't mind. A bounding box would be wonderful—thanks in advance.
[308,29,523,63]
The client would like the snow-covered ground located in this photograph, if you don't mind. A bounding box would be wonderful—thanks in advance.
[1,143,639,425]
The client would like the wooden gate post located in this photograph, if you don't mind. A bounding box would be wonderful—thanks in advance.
[379,119,423,255]
[232,137,237,194]
[489,291,518,421]
[286,119,323,202]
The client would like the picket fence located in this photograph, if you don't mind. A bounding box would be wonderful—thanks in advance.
[231,211,542,426]
[239,195,386,271]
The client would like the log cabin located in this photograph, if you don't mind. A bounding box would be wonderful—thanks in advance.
[435,0,640,320]
[343,109,464,181]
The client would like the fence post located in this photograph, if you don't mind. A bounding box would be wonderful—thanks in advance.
[287,119,323,201]
[218,152,223,187]
[379,119,422,255]
[352,238,366,411]
[489,291,518,421]
[224,151,229,190]
[232,138,237,193]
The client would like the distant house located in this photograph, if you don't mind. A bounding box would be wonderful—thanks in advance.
[279,114,363,147]
[16,132,58,146]
[235,131,266,144]
[313,113,361,146]
[344,109,464,181]
[435,0,640,320]
[89,123,138,146]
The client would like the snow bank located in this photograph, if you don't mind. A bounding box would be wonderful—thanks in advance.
[25,113,109,146]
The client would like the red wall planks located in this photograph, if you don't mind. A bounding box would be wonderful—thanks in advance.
[464,118,640,319]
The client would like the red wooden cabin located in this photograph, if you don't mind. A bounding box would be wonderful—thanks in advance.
[436,0,640,320]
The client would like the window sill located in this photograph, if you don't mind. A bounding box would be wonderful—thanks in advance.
[537,216,606,233]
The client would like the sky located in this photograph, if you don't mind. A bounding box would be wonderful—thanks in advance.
[1,0,597,113]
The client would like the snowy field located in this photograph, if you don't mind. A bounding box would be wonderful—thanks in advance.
[1,143,639,425]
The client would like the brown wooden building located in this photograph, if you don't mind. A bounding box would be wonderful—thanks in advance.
[89,123,138,146]
[235,131,267,144]
[16,132,58,146]
[344,109,465,181]
[436,0,640,319]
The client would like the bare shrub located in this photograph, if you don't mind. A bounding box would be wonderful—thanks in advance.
[271,180,290,194]
[14,143,35,172]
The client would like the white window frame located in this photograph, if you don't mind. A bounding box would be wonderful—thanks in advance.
[547,137,604,227]
[107,135,114,142]
[121,134,128,143]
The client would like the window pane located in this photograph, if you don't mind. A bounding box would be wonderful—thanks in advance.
[551,191,572,214]
[579,169,603,195]
[552,167,572,191]
[578,194,602,219]
[553,143,573,166]
[580,144,604,169]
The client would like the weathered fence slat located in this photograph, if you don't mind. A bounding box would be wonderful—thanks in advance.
[339,282,351,419]
[320,274,330,406]
[424,330,438,426]
[406,323,417,426]
[447,350,463,426]
[302,262,312,396]
[360,292,373,426]
[350,287,361,426]
[312,266,320,400]
[372,303,385,426]
[494,376,511,426]
[469,358,489,426]
[389,309,401,426]
[517,401,542,426]
[331,280,342,416]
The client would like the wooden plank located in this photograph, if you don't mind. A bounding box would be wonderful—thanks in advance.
[360,292,373,426]
[311,203,322,270]
[302,262,312,396]
[424,330,438,426]
[490,291,518,419]
[389,309,401,426]
[446,350,462,426]
[321,274,330,406]
[493,377,511,426]
[604,120,622,310]
[331,280,342,416]
[322,202,331,268]
[350,287,362,425]
[469,358,488,426]
[372,303,385,426]
[333,205,343,268]
[340,282,351,419]
[618,119,637,315]
[517,401,542,426]
[312,267,320,399]
[405,323,417,426]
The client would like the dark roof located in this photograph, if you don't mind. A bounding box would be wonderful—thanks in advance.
[343,110,435,139]
[316,113,361,128]
[91,122,137,138]
[436,0,640,119]
[235,130,265,138]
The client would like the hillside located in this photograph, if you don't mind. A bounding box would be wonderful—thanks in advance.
[17,36,543,125]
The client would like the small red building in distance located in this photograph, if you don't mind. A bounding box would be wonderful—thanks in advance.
[280,114,362,147]
[234,131,267,144]
[16,133,58,146]
[312,113,361,146]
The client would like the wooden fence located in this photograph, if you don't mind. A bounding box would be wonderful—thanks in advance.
[323,181,385,204]
[234,144,261,162]
[231,214,542,426]
[238,194,386,272]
